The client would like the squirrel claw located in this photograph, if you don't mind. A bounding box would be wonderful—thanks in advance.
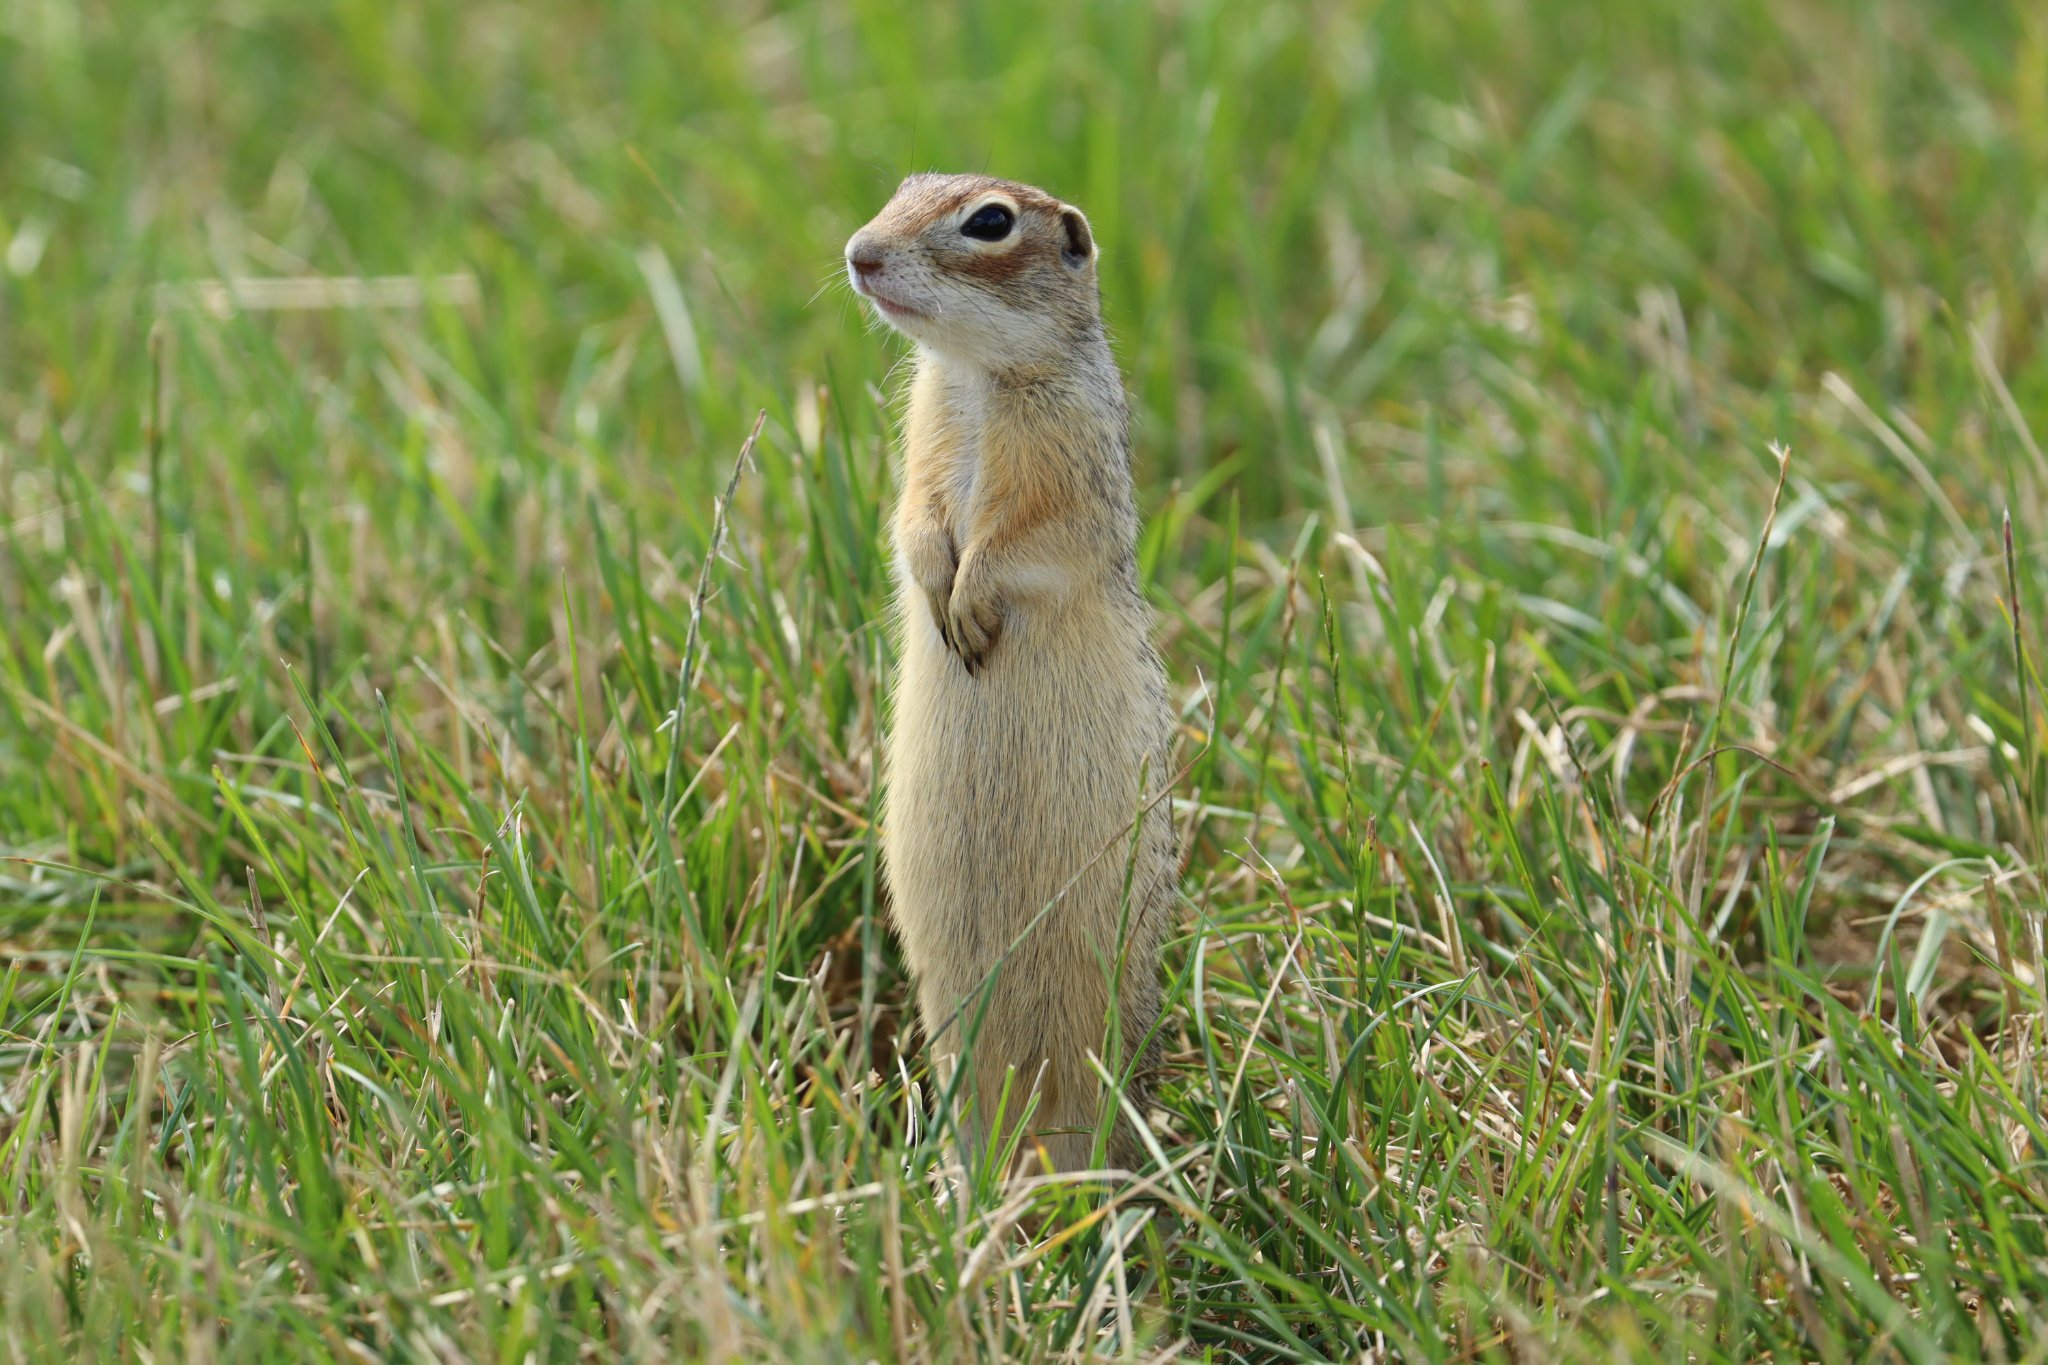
[926,588,957,656]
[947,600,1003,675]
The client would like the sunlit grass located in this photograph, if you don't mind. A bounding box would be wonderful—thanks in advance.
[4,0,2048,1358]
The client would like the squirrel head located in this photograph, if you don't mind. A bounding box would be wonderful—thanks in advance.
[845,174,1101,370]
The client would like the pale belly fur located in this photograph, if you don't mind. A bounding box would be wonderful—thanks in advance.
[882,582,1174,1167]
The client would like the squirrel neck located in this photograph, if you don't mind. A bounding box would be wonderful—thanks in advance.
[908,327,1131,506]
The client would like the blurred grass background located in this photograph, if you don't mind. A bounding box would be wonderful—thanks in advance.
[4,0,2048,1359]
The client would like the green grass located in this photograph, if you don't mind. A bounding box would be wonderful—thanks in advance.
[4,0,2048,1358]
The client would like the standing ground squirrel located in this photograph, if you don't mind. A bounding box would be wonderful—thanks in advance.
[846,174,1178,1172]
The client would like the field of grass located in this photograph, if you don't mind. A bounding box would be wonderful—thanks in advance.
[5,0,2048,1358]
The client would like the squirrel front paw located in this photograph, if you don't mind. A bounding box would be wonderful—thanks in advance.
[901,521,958,637]
[944,554,1005,674]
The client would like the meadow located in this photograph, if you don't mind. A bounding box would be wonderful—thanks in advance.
[4,0,2048,1359]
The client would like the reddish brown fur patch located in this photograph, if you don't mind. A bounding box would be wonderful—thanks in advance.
[898,197,964,235]
[948,239,1051,285]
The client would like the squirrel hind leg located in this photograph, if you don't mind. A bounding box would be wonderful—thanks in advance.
[1018,1059,1160,1178]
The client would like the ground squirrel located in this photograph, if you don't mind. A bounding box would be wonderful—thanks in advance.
[845,174,1178,1173]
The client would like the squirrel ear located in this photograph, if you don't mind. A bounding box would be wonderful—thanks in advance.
[1058,206,1095,267]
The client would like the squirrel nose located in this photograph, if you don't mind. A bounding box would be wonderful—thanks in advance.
[847,245,885,279]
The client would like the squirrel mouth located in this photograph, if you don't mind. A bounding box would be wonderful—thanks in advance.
[856,281,925,321]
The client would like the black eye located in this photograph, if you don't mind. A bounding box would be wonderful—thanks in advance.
[961,204,1015,241]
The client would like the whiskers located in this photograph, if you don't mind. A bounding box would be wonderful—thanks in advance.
[811,257,919,408]
[806,258,854,313]
[812,259,896,338]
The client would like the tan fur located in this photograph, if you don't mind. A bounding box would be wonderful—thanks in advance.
[846,175,1178,1172]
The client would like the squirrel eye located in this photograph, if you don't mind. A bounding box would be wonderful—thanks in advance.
[960,204,1015,242]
